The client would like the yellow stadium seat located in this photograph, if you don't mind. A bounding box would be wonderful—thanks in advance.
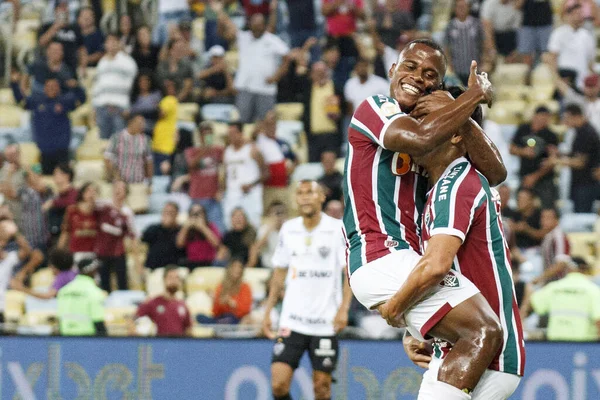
[523,100,560,122]
[5,290,26,321]
[212,122,229,145]
[186,291,213,317]
[566,232,599,264]
[276,103,304,121]
[186,267,225,294]
[191,325,215,338]
[335,157,345,173]
[74,160,105,184]
[0,88,15,105]
[76,139,109,161]
[487,100,527,125]
[243,123,256,140]
[19,142,40,167]
[527,85,555,103]
[13,31,37,52]
[225,50,239,73]
[22,310,56,327]
[41,175,58,193]
[178,103,200,122]
[531,64,555,87]
[70,103,92,127]
[0,105,24,127]
[127,183,150,214]
[105,306,136,336]
[492,63,529,86]
[31,268,54,291]
[243,268,270,300]
[193,17,205,42]
[496,86,529,102]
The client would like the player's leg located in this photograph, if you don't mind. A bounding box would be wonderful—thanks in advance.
[312,371,332,400]
[270,332,309,400]
[470,369,521,400]
[308,336,339,400]
[271,363,294,400]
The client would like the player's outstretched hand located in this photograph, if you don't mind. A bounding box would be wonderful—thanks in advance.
[410,90,454,120]
[403,334,432,369]
[467,60,494,108]
[262,313,276,340]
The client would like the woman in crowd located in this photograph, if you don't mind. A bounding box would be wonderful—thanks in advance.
[215,208,256,265]
[176,204,221,268]
[58,182,98,262]
[131,25,160,71]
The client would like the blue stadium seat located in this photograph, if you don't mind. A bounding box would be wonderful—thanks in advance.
[276,120,303,146]
[201,104,238,122]
[149,192,173,214]
[291,163,324,182]
[152,175,171,194]
[560,213,597,233]
[134,213,162,235]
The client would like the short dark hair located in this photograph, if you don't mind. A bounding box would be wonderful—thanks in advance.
[564,103,584,116]
[126,111,145,124]
[163,265,180,279]
[228,122,243,133]
[55,162,74,183]
[405,39,448,65]
[105,32,120,41]
[48,248,73,272]
[76,181,95,203]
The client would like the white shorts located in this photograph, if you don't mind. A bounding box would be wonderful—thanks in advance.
[349,250,479,341]
[418,358,521,400]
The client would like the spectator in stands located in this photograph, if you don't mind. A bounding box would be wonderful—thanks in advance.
[301,61,343,162]
[129,73,162,136]
[325,199,344,219]
[199,258,252,324]
[132,26,160,72]
[551,104,600,212]
[256,110,297,208]
[155,39,194,103]
[142,202,183,270]
[510,187,547,250]
[95,181,135,292]
[216,6,290,123]
[344,58,389,115]
[203,0,243,51]
[118,14,135,54]
[153,0,190,46]
[43,163,77,246]
[58,182,98,262]
[11,74,86,175]
[444,0,485,85]
[509,106,559,208]
[0,221,32,324]
[216,208,257,264]
[0,144,26,229]
[223,122,267,229]
[77,7,104,67]
[92,33,138,139]
[561,0,600,29]
[556,74,600,134]
[38,0,86,73]
[516,0,554,66]
[132,265,192,337]
[57,257,107,336]
[152,80,179,175]
[198,45,235,105]
[11,248,76,300]
[182,122,225,231]
[24,41,74,96]
[176,204,221,268]
[525,256,600,341]
[175,20,204,74]
[547,3,596,91]
[369,20,413,83]
[318,151,343,206]
[277,39,317,103]
[480,0,521,59]
[371,0,415,49]
[247,201,287,268]
[104,113,154,185]
[497,183,517,242]
[532,208,571,285]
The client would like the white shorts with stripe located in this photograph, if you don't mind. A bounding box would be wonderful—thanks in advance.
[349,249,480,342]
[418,357,521,400]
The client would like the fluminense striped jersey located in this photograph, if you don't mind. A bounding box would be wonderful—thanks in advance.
[421,157,526,376]
[343,95,429,275]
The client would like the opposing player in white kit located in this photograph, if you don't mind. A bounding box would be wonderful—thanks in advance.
[263,180,352,400]
[222,122,268,229]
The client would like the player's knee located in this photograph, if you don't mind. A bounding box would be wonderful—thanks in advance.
[271,378,291,397]
[481,317,503,352]
[313,375,331,400]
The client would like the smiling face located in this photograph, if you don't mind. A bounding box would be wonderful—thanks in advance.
[388,43,446,112]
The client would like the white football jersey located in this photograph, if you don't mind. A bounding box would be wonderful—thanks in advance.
[272,214,346,336]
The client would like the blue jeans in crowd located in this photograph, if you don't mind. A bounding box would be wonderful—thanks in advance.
[95,105,125,139]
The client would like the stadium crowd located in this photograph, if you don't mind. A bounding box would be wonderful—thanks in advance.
[0,0,599,341]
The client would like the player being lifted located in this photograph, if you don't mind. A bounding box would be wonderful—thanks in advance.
[343,39,507,399]
[263,180,352,400]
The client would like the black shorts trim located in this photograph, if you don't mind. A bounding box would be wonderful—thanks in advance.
[271,330,339,373]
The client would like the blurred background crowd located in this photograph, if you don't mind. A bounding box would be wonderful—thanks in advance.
[0,0,599,342]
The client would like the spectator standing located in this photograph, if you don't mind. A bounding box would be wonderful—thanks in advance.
[203,0,244,51]
[176,204,221,268]
[552,104,600,212]
[286,0,320,60]
[533,208,571,284]
[510,187,547,250]
[526,257,600,341]
[132,26,161,72]
[43,163,78,245]
[118,14,136,54]
[58,182,98,262]
[557,73,600,134]
[509,106,559,208]
[129,73,162,135]
[156,39,195,102]
[277,40,316,103]
[515,0,554,65]
[38,0,86,73]
[197,45,235,105]
[217,7,290,123]
[203,258,252,323]
[152,80,179,174]
[372,0,415,49]
[25,41,74,96]
[318,151,343,206]
[132,266,192,336]
[141,202,183,270]
[247,201,287,268]
[92,34,138,140]
[216,208,257,264]
[480,0,522,58]
[104,114,154,184]
[77,7,104,67]
[222,123,267,229]
[183,122,225,231]
[0,144,26,228]
[343,58,389,116]
[444,0,485,86]
[11,75,86,174]
[57,258,107,336]
[548,3,596,90]
[153,0,190,46]
[324,199,344,219]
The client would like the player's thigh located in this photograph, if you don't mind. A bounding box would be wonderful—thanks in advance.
[417,364,441,400]
[471,370,521,400]
[308,336,339,374]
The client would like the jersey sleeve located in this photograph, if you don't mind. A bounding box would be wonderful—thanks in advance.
[349,95,405,149]
[271,224,290,269]
[428,164,485,243]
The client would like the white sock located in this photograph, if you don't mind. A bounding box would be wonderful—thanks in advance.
[433,381,472,400]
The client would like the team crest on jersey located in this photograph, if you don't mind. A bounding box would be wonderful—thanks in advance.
[384,240,399,248]
[322,357,333,368]
[440,271,459,288]
[380,101,401,117]
[273,341,285,356]
[391,152,412,176]
[318,246,331,258]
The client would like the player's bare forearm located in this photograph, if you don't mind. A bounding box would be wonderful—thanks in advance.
[339,270,352,313]
[265,268,287,311]
[461,120,507,185]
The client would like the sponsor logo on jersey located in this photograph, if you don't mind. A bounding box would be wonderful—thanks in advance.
[385,239,399,248]
[315,339,336,357]
[440,271,459,288]
[380,101,401,117]
[318,246,331,258]
[391,152,412,176]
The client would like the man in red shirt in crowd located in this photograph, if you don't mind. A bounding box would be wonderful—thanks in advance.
[131,266,192,337]
[43,163,78,246]
[184,121,225,232]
